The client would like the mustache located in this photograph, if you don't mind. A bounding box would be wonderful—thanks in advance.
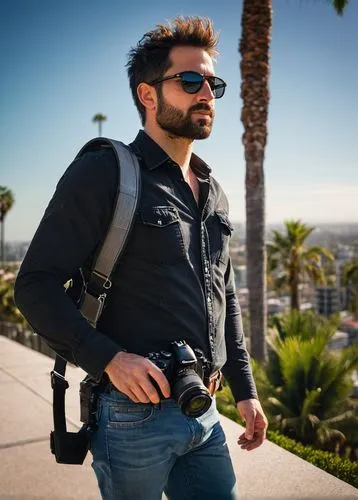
[189,104,214,116]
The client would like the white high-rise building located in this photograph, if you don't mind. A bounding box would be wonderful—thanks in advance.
[335,245,354,310]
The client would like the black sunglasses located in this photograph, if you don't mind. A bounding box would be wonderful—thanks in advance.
[148,71,226,99]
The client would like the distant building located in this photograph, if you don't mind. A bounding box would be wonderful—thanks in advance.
[335,245,354,309]
[300,302,314,311]
[328,330,349,350]
[315,287,340,317]
[5,242,29,262]
[234,265,247,289]
[340,317,358,345]
[237,287,249,311]
[267,298,281,315]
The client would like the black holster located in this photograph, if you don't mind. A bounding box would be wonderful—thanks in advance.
[50,357,101,465]
[50,426,90,465]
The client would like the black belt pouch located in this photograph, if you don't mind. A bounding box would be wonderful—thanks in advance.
[50,427,90,465]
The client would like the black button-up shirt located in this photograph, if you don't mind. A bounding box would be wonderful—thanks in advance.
[15,130,257,402]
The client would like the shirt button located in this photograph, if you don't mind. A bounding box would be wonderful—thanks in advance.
[157,220,162,225]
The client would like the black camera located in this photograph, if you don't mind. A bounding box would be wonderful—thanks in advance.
[147,340,212,418]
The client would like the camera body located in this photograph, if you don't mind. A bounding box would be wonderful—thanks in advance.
[147,340,212,418]
[79,376,102,427]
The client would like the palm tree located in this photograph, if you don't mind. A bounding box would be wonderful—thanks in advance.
[239,0,350,362]
[0,186,15,266]
[342,259,358,319]
[332,0,351,15]
[92,113,107,136]
[266,220,333,310]
[239,0,272,363]
[252,310,358,456]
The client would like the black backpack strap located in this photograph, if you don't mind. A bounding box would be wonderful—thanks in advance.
[51,355,69,434]
[51,138,141,463]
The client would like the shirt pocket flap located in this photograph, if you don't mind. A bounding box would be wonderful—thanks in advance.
[216,211,234,234]
[141,206,180,228]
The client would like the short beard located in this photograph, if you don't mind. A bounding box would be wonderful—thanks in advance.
[156,90,214,140]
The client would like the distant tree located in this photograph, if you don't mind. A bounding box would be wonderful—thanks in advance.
[267,220,334,310]
[0,275,25,324]
[342,259,358,319]
[92,113,107,136]
[0,186,15,266]
[331,0,350,15]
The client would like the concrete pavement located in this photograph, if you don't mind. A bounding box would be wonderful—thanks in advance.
[1,336,357,500]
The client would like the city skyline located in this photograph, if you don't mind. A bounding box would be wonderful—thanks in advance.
[1,0,357,241]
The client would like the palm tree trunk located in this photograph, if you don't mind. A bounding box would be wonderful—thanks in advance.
[291,278,300,310]
[240,0,272,362]
[0,219,4,266]
[98,121,102,137]
[289,264,300,310]
[246,179,267,360]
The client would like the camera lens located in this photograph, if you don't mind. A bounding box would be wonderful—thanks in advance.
[181,389,212,417]
[172,370,212,418]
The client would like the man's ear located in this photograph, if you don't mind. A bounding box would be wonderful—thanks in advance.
[137,83,157,113]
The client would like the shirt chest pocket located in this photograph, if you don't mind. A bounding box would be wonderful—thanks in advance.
[207,211,233,266]
[137,206,186,265]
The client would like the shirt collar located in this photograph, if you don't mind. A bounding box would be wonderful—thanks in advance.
[130,130,212,179]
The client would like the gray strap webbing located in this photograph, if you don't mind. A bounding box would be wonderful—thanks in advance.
[74,137,141,326]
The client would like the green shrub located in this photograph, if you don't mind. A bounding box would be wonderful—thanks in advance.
[250,310,358,458]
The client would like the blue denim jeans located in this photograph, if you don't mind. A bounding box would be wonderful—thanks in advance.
[90,389,237,500]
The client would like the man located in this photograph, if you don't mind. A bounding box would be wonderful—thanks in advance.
[15,16,268,500]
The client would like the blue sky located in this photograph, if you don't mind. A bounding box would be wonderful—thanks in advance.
[1,0,357,241]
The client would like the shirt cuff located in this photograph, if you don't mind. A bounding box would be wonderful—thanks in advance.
[222,364,258,403]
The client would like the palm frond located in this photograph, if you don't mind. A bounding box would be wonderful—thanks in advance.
[303,245,334,261]
[322,409,357,426]
[267,396,296,418]
[301,388,322,417]
[331,0,350,16]
[316,425,346,446]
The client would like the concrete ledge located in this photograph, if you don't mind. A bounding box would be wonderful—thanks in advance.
[1,336,357,499]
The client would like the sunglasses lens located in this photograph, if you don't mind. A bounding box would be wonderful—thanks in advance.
[180,72,203,94]
[178,72,226,98]
[209,77,226,99]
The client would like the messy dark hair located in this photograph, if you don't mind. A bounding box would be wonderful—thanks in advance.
[126,16,219,125]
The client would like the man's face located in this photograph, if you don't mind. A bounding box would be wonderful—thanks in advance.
[155,46,216,140]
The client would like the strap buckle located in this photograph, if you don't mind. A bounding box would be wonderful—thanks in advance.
[92,270,112,290]
[80,290,106,326]
[51,370,69,390]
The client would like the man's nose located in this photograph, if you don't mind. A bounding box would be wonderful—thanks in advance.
[197,79,215,101]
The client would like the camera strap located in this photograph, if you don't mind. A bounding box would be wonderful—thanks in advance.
[50,138,141,464]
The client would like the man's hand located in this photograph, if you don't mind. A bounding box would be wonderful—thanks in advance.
[236,398,268,451]
[105,351,171,404]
